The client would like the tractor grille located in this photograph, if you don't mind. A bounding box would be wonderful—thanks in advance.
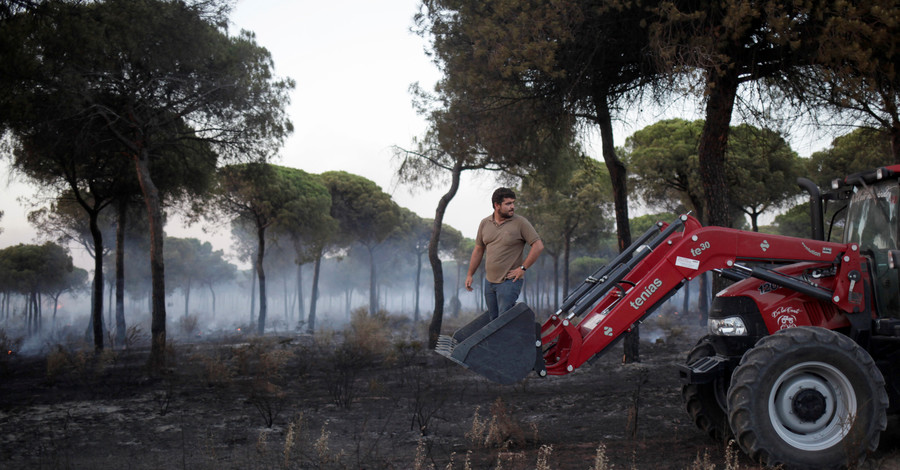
[803,301,837,326]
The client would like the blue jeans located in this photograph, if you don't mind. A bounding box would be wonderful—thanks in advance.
[484,278,523,320]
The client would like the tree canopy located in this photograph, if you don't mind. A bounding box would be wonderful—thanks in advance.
[320,171,403,315]
[0,242,77,333]
[0,0,294,368]
[807,128,895,187]
[625,119,803,230]
[217,163,328,333]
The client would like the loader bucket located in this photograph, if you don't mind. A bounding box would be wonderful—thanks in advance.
[435,303,544,385]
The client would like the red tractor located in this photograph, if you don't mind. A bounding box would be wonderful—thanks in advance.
[437,165,900,469]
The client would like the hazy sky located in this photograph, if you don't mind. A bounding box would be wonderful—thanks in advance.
[0,0,832,269]
[226,0,505,238]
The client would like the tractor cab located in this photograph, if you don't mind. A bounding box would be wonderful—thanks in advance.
[827,165,900,317]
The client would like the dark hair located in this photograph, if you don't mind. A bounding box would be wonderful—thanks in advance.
[491,187,516,207]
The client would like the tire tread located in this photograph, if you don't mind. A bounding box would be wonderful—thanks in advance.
[727,327,887,470]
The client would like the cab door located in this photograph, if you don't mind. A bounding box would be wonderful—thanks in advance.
[844,181,900,317]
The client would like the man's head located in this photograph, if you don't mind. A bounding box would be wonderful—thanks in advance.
[492,187,516,219]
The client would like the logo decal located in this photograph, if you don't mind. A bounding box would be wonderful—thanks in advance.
[690,241,711,257]
[757,282,781,295]
[771,306,801,318]
[801,242,821,257]
[778,315,797,329]
[603,326,613,336]
[630,278,663,309]
[760,240,770,252]
[771,306,801,330]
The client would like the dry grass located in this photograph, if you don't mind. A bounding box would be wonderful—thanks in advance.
[590,443,609,470]
[691,448,716,470]
[189,348,235,386]
[535,445,553,470]
[465,398,528,450]
[413,438,429,470]
[44,343,117,384]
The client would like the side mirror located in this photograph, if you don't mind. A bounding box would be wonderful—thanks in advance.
[889,250,900,269]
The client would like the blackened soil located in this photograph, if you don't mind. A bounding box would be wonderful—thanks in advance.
[2,324,900,469]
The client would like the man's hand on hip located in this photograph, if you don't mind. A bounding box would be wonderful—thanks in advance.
[506,266,526,282]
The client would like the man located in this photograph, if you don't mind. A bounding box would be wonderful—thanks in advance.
[465,187,544,320]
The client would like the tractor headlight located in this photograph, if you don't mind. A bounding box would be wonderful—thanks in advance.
[709,316,748,336]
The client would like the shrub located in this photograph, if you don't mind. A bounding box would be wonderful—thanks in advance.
[344,308,391,358]
[178,315,200,337]
[326,342,366,408]
[45,345,69,382]
[124,324,150,349]
[248,379,286,427]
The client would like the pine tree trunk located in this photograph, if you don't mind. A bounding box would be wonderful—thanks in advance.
[52,293,59,331]
[698,67,738,229]
[88,208,105,351]
[134,149,166,373]
[414,251,422,323]
[183,279,191,319]
[256,225,268,334]
[283,276,290,322]
[427,160,462,349]
[553,253,560,307]
[699,67,739,299]
[296,263,305,320]
[344,288,352,316]
[115,199,127,347]
[307,250,322,333]
[368,245,377,315]
[453,262,461,318]
[562,234,571,298]
[250,268,257,324]
[107,282,112,334]
[208,284,216,318]
[593,94,638,363]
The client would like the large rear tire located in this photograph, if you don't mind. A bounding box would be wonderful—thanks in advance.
[681,336,731,440]
[727,327,887,470]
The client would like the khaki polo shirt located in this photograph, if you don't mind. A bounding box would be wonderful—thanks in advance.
[475,214,541,283]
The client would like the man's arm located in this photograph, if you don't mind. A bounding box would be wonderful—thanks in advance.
[465,244,485,291]
[522,239,543,269]
[508,239,544,282]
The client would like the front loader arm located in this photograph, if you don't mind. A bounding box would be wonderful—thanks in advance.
[540,214,866,376]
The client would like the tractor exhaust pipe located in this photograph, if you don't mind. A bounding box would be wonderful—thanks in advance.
[797,177,824,241]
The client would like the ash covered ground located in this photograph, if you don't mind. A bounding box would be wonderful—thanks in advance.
[2,314,900,469]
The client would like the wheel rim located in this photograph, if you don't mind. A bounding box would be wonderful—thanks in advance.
[768,361,856,451]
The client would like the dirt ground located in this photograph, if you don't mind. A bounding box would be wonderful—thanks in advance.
[3,316,900,470]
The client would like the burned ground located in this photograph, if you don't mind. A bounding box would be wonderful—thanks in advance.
[2,316,900,469]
